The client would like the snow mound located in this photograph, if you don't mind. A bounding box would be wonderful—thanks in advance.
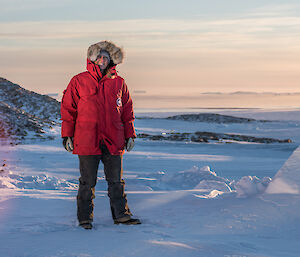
[0,171,77,190]
[234,176,272,197]
[194,189,225,199]
[0,177,18,189]
[134,166,275,198]
[195,180,232,192]
[151,166,232,192]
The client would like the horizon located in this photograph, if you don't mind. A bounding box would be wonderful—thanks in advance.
[2,75,300,109]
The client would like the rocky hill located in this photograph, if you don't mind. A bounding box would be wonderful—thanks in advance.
[165,113,266,123]
[0,77,60,142]
[137,113,270,123]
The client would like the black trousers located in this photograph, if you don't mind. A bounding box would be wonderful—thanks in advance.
[77,144,131,223]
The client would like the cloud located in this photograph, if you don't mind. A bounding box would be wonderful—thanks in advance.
[1,4,300,96]
[1,14,300,52]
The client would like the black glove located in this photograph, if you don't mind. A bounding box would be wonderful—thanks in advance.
[63,137,74,152]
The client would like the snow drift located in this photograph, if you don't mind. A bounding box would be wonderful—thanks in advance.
[0,164,277,198]
[266,145,300,194]
[0,171,77,190]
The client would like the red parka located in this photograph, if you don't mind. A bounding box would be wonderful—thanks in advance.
[61,59,136,155]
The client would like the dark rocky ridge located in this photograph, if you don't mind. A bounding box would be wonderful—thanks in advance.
[137,113,271,123]
[138,131,292,144]
[165,113,268,123]
[0,77,60,142]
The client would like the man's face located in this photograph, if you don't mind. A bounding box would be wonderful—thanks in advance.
[95,55,109,70]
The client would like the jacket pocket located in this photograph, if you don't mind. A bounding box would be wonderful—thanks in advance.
[74,121,97,148]
[113,122,125,150]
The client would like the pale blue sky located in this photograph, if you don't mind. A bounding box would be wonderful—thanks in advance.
[1,0,300,21]
[1,0,300,97]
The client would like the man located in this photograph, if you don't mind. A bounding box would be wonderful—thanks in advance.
[61,41,141,229]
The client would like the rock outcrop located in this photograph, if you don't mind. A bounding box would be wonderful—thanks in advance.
[165,113,266,123]
[0,77,60,142]
[138,131,292,144]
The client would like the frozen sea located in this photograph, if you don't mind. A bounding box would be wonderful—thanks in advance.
[1,108,300,257]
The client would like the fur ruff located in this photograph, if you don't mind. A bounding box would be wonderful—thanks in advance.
[87,41,124,65]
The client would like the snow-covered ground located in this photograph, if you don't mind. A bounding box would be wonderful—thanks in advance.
[1,108,300,257]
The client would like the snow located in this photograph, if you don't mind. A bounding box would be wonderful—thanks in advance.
[0,171,77,190]
[266,146,300,194]
[128,151,233,161]
[234,176,271,197]
[1,108,300,257]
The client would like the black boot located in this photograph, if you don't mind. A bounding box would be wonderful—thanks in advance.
[114,218,141,225]
[79,221,93,230]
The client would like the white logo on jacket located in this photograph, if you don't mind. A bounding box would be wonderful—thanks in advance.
[116,98,122,107]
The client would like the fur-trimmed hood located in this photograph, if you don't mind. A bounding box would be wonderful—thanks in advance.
[87,41,124,65]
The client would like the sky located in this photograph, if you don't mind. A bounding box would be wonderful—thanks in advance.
[1,0,300,99]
